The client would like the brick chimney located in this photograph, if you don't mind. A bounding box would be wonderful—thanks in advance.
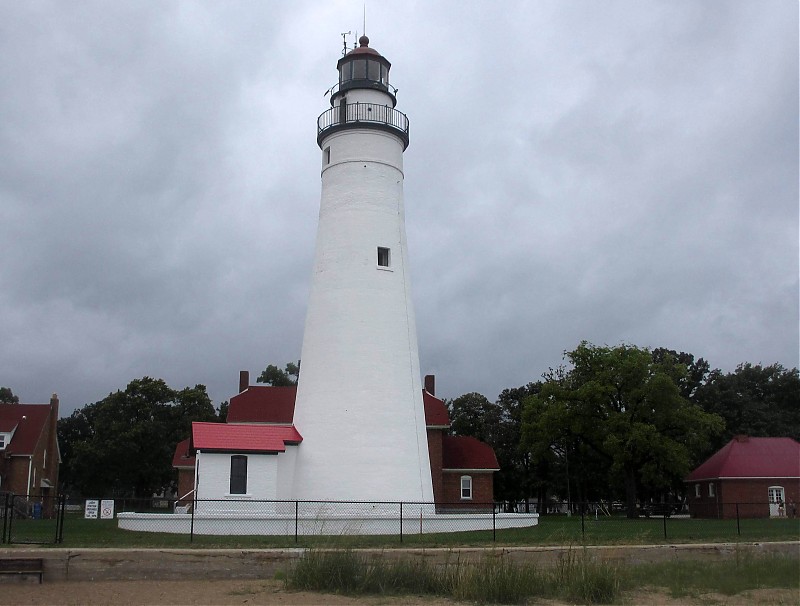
[239,371,249,393]
[424,375,435,396]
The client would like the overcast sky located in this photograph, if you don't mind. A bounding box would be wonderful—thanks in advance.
[1,1,797,416]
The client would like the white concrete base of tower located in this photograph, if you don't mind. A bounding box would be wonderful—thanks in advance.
[117,510,539,536]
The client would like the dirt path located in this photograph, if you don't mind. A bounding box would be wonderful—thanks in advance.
[1,579,797,605]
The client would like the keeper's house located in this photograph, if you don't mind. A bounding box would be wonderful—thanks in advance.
[0,395,60,512]
[174,374,499,510]
[685,436,800,519]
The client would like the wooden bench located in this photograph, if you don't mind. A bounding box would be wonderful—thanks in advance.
[0,558,43,583]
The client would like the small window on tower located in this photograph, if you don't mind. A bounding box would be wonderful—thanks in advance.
[323,146,331,165]
[377,247,390,268]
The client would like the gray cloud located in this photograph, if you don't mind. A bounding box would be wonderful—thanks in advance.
[1,0,796,414]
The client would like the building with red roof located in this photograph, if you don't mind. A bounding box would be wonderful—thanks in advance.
[685,436,800,519]
[0,395,60,513]
[174,373,499,509]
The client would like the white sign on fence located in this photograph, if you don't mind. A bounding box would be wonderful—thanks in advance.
[84,499,99,519]
[100,499,115,519]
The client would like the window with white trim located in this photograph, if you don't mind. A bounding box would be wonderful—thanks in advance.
[694,483,700,498]
[323,146,331,165]
[377,247,390,268]
[230,455,248,495]
[708,482,715,497]
[0,434,5,450]
[460,475,473,500]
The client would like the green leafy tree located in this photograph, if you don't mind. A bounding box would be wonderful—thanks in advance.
[448,385,542,506]
[449,392,499,444]
[694,363,800,449]
[522,342,724,517]
[0,387,19,404]
[651,348,711,400]
[57,377,218,497]
[257,361,299,386]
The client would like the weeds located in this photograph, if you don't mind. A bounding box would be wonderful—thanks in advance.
[288,547,622,604]
[626,552,800,598]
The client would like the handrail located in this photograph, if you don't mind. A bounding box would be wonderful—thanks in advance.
[174,489,195,513]
[317,102,409,148]
[324,80,399,98]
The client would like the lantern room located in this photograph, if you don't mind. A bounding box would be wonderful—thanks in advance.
[332,36,396,107]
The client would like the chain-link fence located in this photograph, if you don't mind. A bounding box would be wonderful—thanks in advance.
[1,493,66,544]
[22,497,800,545]
[537,501,800,544]
[110,498,507,542]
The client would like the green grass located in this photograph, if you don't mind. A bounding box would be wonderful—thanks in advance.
[4,512,798,548]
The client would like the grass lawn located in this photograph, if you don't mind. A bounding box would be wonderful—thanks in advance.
[4,513,798,548]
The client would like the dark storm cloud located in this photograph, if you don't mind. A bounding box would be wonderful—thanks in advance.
[0,1,796,413]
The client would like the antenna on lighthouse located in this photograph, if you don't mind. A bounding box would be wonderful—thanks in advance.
[340,31,352,56]
[363,4,366,37]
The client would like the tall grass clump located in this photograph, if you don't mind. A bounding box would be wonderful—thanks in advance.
[451,556,546,604]
[288,548,623,604]
[626,552,800,598]
[553,548,622,604]
[289,549,444,596]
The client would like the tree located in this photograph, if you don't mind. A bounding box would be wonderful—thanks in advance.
[651,348,711,401]
[449,392,499,444]
[57,377,218,497]
[0,387,19,404]
[257,361,299,386]
[522,342,724,517]
[448,385,543,506]
[694,363,800,449]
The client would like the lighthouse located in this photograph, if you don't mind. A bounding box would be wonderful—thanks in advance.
[291,36,434,503]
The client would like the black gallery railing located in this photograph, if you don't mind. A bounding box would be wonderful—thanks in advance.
[317,102,409,146]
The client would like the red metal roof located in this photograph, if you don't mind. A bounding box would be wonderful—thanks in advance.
[0,404,50,456]
[228,385,451,429]
[442,435,499,471]
[172,437,195,468]
[191,422,302,453]
[686,437,800,481]
[226,386,297,424]
[423,391,450,427]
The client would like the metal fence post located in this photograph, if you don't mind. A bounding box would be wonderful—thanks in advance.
[295,501,299,544]
[190,498,195,543]
[57,495,66,544]
[1,492,8,544]
[662,511,667,540]
[736,503,740,536]
[399,502,403,543]
[6,494,14,544]
[492,503,496,541]
[581,503,585,541]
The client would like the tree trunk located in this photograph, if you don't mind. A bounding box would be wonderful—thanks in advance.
[624,469,638,518]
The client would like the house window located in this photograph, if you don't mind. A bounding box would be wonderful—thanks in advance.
[694,483,700,498]
[230,455,248,495]
[708,482,715,497]
[377,247,390,268]
[460,475,473,500]
[0,435,5,450]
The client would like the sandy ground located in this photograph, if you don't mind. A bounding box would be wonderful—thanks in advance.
[0,579,797,606]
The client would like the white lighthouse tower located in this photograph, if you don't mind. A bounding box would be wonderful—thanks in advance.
[291,36,434,503]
